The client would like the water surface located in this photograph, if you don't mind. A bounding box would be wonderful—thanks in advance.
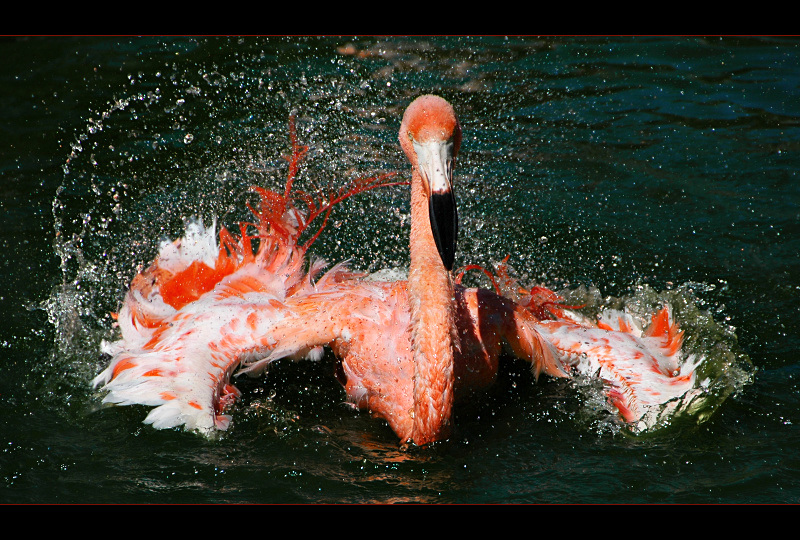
[1,36,799,503]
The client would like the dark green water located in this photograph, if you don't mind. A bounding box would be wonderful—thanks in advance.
[1,36,798,503]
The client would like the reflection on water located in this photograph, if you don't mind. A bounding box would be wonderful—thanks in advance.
[3,36,799,503]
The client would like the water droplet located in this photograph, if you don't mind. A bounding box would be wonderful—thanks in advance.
[184,133,194,144]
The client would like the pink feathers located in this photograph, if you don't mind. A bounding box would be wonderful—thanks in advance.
[94,99,706,442]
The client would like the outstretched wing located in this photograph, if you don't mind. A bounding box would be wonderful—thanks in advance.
[94,119,406,433]
[534,306,702,429]
[462,261,705,431]
[93,216,353,433]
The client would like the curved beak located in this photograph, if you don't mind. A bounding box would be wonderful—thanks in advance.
[413,139,458,271]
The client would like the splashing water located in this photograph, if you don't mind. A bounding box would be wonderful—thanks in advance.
[7,36,795,503]
[46,40,754,442]
[47,43,411,428]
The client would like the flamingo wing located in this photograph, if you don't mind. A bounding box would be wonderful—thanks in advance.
[499,294,703,430]
[93,217,360,433]
[534,306,703,430]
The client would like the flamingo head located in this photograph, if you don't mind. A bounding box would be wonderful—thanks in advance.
[399,95,462,271]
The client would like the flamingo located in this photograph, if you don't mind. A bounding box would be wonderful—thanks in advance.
[93,95,703,445]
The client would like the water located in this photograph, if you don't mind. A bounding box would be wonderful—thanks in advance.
[1,36,798,503]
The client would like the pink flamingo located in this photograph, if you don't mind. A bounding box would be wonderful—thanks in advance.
[93,95,702,445]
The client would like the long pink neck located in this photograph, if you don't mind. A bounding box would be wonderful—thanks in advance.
[407,170,456,445]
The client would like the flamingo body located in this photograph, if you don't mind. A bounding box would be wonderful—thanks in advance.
[94,95,705,444]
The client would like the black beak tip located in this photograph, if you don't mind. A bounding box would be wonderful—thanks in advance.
[429,191,458,272]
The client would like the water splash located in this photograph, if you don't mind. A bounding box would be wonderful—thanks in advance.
[45,37,756,443]
[557,282,754,435]
[46,43,407,407]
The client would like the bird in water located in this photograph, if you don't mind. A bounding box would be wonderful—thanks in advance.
[94,95,703,446]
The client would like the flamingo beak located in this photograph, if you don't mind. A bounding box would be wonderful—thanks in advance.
[414,138,458,271]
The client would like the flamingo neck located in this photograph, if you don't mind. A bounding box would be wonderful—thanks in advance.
[407,171,456,445]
